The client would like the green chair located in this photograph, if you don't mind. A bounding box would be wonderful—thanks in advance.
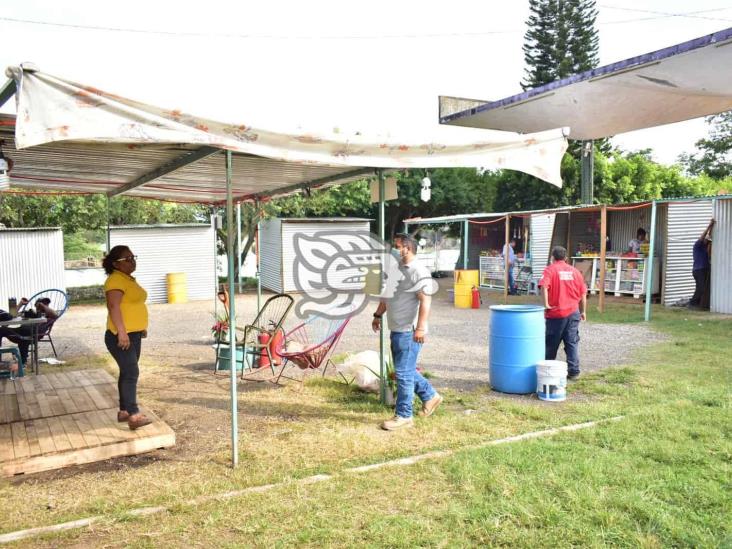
[0,346,24,379]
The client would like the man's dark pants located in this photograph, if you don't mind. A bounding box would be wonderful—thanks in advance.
[545,310,581,376]
[689,268,709,307]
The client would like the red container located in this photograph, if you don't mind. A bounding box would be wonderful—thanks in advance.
[269,329,284,366]
[471,286,481,309]
[257,332,271,368]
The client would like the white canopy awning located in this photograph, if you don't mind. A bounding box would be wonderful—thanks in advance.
[439,27,732,141]
[0,65,568,202]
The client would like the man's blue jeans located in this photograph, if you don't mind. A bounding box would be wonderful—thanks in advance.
[391,331,436,418]
[545,310,581,376]
[508,266,517,295]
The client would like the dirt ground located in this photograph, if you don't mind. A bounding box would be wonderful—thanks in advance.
[33,279,665,474]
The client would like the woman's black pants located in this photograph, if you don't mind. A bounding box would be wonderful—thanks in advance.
[105,330,143,415]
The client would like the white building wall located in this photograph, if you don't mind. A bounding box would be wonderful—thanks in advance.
[109,225,215,304]
[281,221,371,292]
[711,198,732,314]
[530,213,555,281]
[259,219,283,293]
[0,229,65,306]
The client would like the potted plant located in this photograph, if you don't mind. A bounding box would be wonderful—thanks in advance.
[211,314,229,343]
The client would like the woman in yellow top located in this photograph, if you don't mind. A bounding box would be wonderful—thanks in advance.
[103,245,151,430]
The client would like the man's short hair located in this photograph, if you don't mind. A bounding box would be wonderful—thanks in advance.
[637,228,647,238]
[394,233,417,254]
[551,246,567,261]
[37,297,51,306]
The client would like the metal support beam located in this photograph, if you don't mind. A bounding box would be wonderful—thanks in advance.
[598,205,607,313]
[0,79,17,109]
[378,169,387,405]
[462,219,469,270]
[108,146,220,197]
[644,200,658,322]
[581,140,594,205]
[225,151,238,468]
[504,215,510,303]
[255,200,262,314]
[236,202,242,294]
[249,167,377,202]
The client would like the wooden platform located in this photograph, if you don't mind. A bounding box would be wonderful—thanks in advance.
[0,369,175,476]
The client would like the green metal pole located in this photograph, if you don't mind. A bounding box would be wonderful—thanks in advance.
[236,202,242,294]
[212,209,218,321]
[463,219,469,270]
[255,200,262,313]
[378,169,387,405]
[644,200,657,322]
[105,195,111,253]
[225,151,238,467]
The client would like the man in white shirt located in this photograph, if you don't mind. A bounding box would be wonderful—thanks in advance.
[372,233,442,430]
[502,238,518,295]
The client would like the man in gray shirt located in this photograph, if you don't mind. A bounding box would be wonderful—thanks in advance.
[372,233,442,430]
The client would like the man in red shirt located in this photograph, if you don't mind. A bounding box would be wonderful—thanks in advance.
[539,246,587,379]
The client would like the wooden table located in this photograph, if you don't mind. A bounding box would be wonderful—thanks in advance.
[0,317,47,375]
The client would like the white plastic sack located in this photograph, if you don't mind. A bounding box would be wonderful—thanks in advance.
[336,350,381,393]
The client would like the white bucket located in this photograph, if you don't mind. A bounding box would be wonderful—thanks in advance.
[536,360,568,402]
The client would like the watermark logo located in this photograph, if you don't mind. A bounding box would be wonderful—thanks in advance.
[292,230,437,319]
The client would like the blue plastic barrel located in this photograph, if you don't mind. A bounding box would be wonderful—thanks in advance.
[489,305,545,394]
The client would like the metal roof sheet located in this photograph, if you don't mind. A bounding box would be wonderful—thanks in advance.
[440,27,732,140]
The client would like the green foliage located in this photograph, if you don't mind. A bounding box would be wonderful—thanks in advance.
[0,193,208,230]
[63,231,104,260]
[680,111,732,179]
[495,148,726,211]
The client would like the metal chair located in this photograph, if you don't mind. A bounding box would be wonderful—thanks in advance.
[213,293,294,379]
[0,346,24,379]
[515,266,535,295]
[272,313,353,385]
[14,289,69,358]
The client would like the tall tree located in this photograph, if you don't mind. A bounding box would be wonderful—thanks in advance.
[522,0,599,90]
[508,0,601,209]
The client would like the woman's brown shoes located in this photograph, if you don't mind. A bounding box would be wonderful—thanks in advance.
[127,414,152,430]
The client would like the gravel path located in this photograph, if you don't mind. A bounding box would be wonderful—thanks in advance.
[49,280,667,393]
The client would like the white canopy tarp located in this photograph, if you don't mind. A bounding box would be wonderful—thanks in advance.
[439,27,732,140]
[4,66,568,201]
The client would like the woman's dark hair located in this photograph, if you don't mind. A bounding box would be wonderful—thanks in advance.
[637,228,647,239]
[102,245,131,274]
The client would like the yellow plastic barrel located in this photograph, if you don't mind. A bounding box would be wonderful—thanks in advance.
[167,272,188,304]
[454,270,479,308]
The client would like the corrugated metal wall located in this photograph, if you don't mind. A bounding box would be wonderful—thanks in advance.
[549,212,569,252]
[0,229,65,306]
[259,219,283,293]
[281,221,371,292]
[663,201,714,306]
[530,213,555,281]
[711,198,732,314]
[110,225,215,304]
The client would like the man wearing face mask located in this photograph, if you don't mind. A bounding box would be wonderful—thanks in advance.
[372,233,442,430]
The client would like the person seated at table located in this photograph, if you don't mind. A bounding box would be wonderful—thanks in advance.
[0,297,58,365]
[627,228,646,254]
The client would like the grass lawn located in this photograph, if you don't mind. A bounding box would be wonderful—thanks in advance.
[1,303,730,547]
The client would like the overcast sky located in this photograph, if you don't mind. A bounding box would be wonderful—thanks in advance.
[1,0,730,164]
